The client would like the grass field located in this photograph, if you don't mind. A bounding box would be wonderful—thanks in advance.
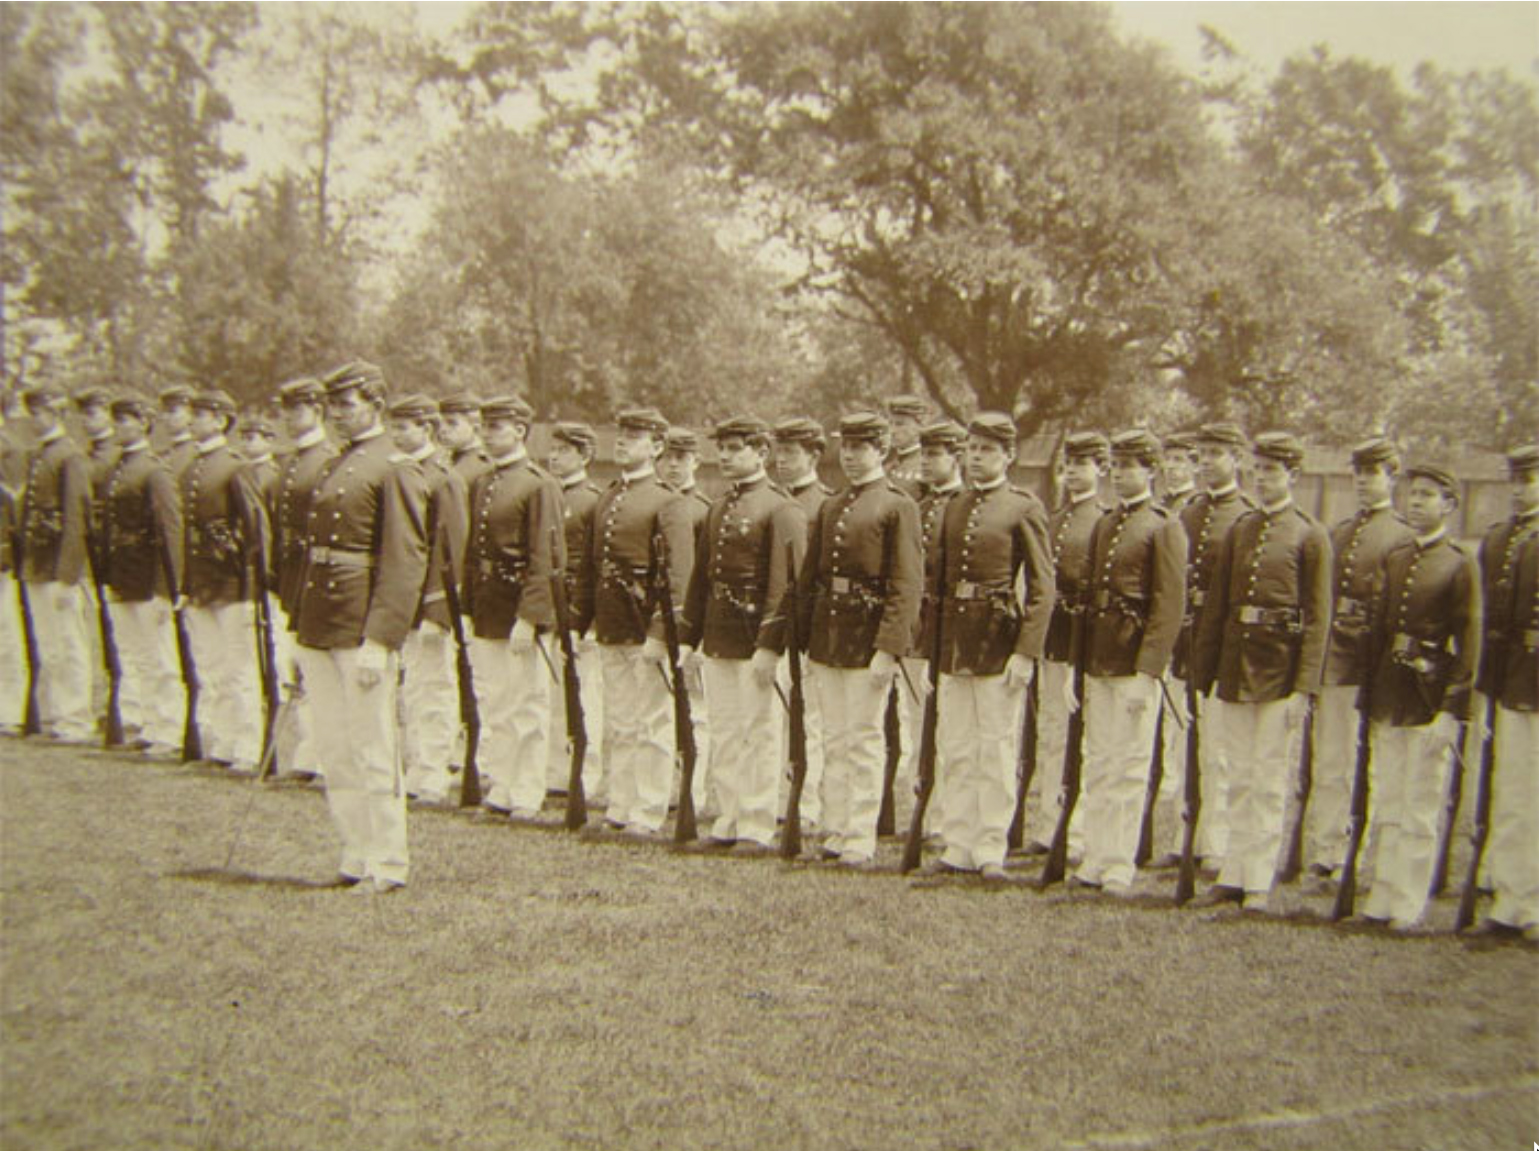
[2,737,1535,1150]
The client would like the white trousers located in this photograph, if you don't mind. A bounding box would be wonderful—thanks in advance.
[938,671,1027,870]
[777,653,825,826]
[545,642,605,801]
[1361,719,1457,925]
[1151,681,1230,864]
[271,604,320,777]
[469,635,551,814]
[1488,706,1539,930]
[702,657,781,846]
[110,597,182,751]
[297,644,408,886]
[0,573,26,730]
[185,601,262,768]
[599,643,674,832]
[28,580,94,742]
[402,622,459,802]
[670,668,713,818]
[1303,684,1358,873]
[1078,674,1161,889]
[1028,660,1086,853]
[1213,696,1305,897]
[812,661,890,862]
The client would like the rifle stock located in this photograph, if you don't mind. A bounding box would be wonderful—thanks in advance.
[1427,720,1467,897]
[85,535,124,747]
[653,527,698,844]
[252,538,280,780]
[1007,669,1038,852]
[1277,695,1316,884]
[877,686,899,837]
[1455,697,1497,932]
[781,541,809,860]
[1332,680,1374,921]
[1174,674,1202,905]
[1134,705,1164,866]
[155,527,202,762]
[438,551,481,808]
[13,530,42,736]
[549,527,588,831]
[901,528,947,874]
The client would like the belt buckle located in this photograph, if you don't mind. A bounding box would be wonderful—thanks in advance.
[955,580,978,598]
[830,576,851,594]
[1391,633,1415,655]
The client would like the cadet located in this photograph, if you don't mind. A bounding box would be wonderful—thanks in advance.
[1475,444,1539,940]
[179,390,268,772]
[1072,429,1186,895]
[1026,432,1108,857]
[1304,437,1414,886]
[1357,463,1479,930]
[269,377,336,781]
[795,411,922,867]
[438,393,493,486]
[460,396,564,819]
[156,385,198,479]
[883,395,929,498]
[925,412,1054,878]
[1151,422,1255,870]
[680,416,807,854]
[238,414,279,498]
[0,393,25,733]
[100,395,184,757]
[388,394,469,807]
[1193,431,1331,911]
[902,420,967,829]
[770,416,834,827]
[544,421,605,800]
[1160,432,1199,514]
[295,361,429,893]
[18,385,93,742]
[572,407,695,837]
[658,425,711,815]
[74,385,117,715]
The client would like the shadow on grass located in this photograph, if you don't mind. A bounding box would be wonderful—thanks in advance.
[167,867,345,892]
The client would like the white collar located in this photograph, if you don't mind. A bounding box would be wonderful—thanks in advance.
[348,425,384,447]
[1415,526,1447,548]
[560,469,590,490]
[621,463,654,483]
[970,475,1005,493]
[733,467,768,489]
[120,439,149,455]
[293,427,326,450]
[409,443,436,463]
[846,464,885,487]
[1120,491,1152,511]
[37,427,64,445]
[1208,481,1238,498]
[1261,495,1293,516]
[491,445,529,467]
[196,434,226,456]
[1069,488,1099,506]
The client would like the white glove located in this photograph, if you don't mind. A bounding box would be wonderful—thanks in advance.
[641,636,667,666]
[1432,710,1461,748]
[682,645,705,674]
[750,646,778,687]
[1003,654,1035,691]
[1061,672,1080,715]
[510,618,536,654]
[869,649,897,687]
[1286,691,1310,725]
[47,582,76,613]
[1128,671,1158,715]
[356,638,388,689]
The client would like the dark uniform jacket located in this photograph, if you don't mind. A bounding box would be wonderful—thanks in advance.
[1083,495,1186,679]
[786,476,835,521]
[574,470,695,646]
[1174,484,1255,678]
[20,431,90,585]
[797,475,922,668]
[1161,486,1197,516]
[413,449,468,632]
[160,435,198,482]
[677,486,711,538]
[180,439,267,607]
[463,454,563,640]
[1478,512,1539,711]
[451,446,493,487]
[84,435,120,522]
[888,450,923,501]
[100,444,182,601]
[1366,533,1480,726]
[935,480,1055,675]
[1044,493,1106,665]
[912,480,963,657]
[557,475,601,599]
[272,433,338,617]
[681,473,806,659]
[293,428,429,652]
[1324,504,1414,687]
[1194,500,1332,702]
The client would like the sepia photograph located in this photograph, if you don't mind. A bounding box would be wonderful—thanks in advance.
[2,2,1536,1147]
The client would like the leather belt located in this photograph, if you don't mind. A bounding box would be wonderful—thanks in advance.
[952,580,1010,600]
[1234,605,1300,627]
[829,575,880,595]
[1335,595,1366,618]
[308,545,375,569]
[1523,628,1539,650]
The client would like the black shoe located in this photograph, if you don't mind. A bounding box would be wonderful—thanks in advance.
[1191,884,1244,908]
[1147,852,1182,870]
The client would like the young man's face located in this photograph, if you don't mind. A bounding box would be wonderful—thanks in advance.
[1197,443,1238,491]
[79,402,112,439]
[838,437,884,480]
[1510,468,1539,517]
[1063,456,1103,498]
[613,426,662,471]
[658,448,698,490]
[547,440,587,480]
[190,407,225,441]
[1352,461,1395,509]
[113,412,149,445]
[1111,456,1155,502]
[920,444,960,488]
[282,401,321,439]
[716,435,764,482]
[240,431,273,459]
[325,389,377,441]
[1254,457,1297,506]
[389,416,429,456]
[889,414,922,453]
[773,441,816,485]
[159,401,191,436]
[965,436,1010,487]
[481,416,524,458]
[439,412,478,451]
[1164,450,1196,492]
[1404,476,1454,535]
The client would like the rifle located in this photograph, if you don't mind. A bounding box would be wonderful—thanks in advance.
[1455,695,1497,932]
[1428,719,1468,896]
[1006,668,1039,852]
[155,523,202,762]
[86,533,125,747]
[900,527,946,873]
[1332,658,1376,920]
[1134,704,1165,867]
[549,527,588,831]
[781,541,809,860]
[252,535,280,779]
[1276,694,1316,885]
[438,546,481,808]
[1174,671,1203,905]
[877,685,900,837]
[12,530,42,736]
[1039,519,1101,888]
[653,526,698,844]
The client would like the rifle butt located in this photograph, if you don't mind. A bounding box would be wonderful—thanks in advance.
[877,685,899,837]
[674,789,697,844]
[105,695,125,748]
[1135,709,1163,867]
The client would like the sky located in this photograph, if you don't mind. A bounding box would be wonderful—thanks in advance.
[1108,1,1538,83]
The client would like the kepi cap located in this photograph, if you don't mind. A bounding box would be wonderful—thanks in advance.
[551,421,597,452]
[191,389,236,415]
[1195,422,1248,451]
[1110,428,1162,461]
[1350,435,1399,470]
[884,394,929,419]
[277,377,325,408]
[73,386,112,411]
[1064,431,1111,461]
[321,360,385,397]
[836,411,889,445]
[1253,430,1306,468]
[1405,461,1459,496]
[387,393,439,422]
[480,395,534,424]
[616,407,669,435]
[110,394,154,421]
[438,392,482,416]
[158,384,194,407]
[772,417,826,450]
[1505,444,1539,475]
[711,416,771,443]
[967,412,1017,448]
[663,427,700,454]
[919,420,967,450]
